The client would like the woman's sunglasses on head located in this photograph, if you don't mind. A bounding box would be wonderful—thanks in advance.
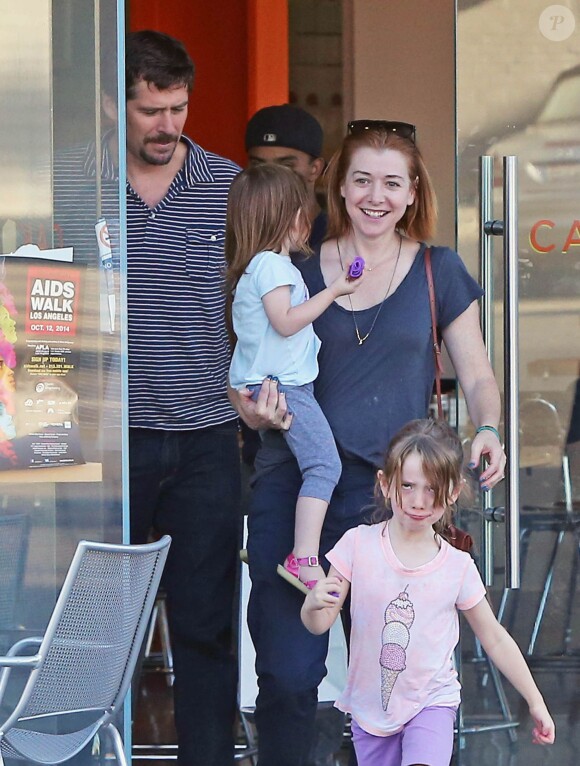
[347,120,416,143]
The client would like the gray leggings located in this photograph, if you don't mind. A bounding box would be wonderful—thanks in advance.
[249,382,341,503]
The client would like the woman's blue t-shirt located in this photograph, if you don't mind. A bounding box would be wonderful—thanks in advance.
[292,243,483,467]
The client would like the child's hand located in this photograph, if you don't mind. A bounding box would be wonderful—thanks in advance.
[529,700,555,745]
[304,576,343,610]
[329,264,365,298]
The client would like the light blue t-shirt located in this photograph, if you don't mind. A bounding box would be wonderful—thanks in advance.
[229,250,321,388]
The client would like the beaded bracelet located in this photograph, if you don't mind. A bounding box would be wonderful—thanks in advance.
[475,425,501,440]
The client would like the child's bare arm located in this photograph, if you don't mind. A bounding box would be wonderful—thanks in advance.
[262,268,363,338]
[463,597,555,745]
[301,567,349,635]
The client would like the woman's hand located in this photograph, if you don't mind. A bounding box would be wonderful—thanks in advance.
[468,429,506,490]
[228,377,293,431]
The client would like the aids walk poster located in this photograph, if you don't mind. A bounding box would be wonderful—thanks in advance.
[0,247,85,470]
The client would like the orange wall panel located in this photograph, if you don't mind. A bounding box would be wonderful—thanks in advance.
[129,0,249,165]
[128,1,289,166]
[247,0,289,115]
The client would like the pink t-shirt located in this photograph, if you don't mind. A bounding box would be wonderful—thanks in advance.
[326,522,486,737]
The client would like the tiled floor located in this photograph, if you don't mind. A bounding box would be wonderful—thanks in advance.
[132,670,176,765]
[133,618,579,766]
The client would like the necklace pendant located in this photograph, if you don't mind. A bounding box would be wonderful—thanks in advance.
[338,233,403,349]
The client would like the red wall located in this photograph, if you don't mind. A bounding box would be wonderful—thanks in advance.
[247,0,289,117]
[129,0,250,166]
[129,1,290,167]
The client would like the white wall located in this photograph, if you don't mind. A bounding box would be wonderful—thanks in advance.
[343,0,456,248]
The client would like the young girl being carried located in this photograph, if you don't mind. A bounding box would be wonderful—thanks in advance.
[301,418,555,766]
[226,163,363,592]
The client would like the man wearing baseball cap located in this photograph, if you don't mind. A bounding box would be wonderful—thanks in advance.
[245,104,327,248]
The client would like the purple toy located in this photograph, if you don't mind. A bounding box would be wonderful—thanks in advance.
[348,255,365,279]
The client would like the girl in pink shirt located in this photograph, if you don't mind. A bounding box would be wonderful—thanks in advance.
[301,419,555,766]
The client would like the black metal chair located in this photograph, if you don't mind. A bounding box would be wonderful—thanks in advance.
[497,395,579,666]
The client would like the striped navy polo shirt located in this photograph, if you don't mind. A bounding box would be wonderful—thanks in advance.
[127,136,241,430]
[50,135,121,440]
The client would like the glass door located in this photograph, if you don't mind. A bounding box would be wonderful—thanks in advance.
[0,0,127,761]
[456,1,580,763]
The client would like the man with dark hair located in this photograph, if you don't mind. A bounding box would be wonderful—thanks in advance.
[124,30,241,766]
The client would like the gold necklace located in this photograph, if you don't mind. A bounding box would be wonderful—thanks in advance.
[364,259,385,272]
[337,234,402,346]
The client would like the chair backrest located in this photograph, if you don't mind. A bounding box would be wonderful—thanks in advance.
[4,536,170,731]
[519,395,570,509]
[520,395,566,451]
[0,515,30,649]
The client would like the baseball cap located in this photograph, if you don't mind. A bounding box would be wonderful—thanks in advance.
[245,104,323,159]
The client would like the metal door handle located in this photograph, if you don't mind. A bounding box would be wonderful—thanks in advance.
[478,156,520,589]
[479,156,495,586]
[503,156,520,589]
[483,506,505,522]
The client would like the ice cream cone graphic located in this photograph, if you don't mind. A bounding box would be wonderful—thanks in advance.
[379,589,415,710]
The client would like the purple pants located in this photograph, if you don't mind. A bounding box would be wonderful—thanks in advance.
[351,706,457,766]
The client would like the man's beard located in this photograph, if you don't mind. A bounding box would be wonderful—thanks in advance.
[139,133,178,166]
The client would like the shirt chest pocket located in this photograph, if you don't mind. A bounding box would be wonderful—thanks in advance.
[185,229,226,281]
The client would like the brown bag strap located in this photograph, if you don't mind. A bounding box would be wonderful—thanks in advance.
[425,247,444,420]
[426,249,473,553]
[446,524,474,552]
